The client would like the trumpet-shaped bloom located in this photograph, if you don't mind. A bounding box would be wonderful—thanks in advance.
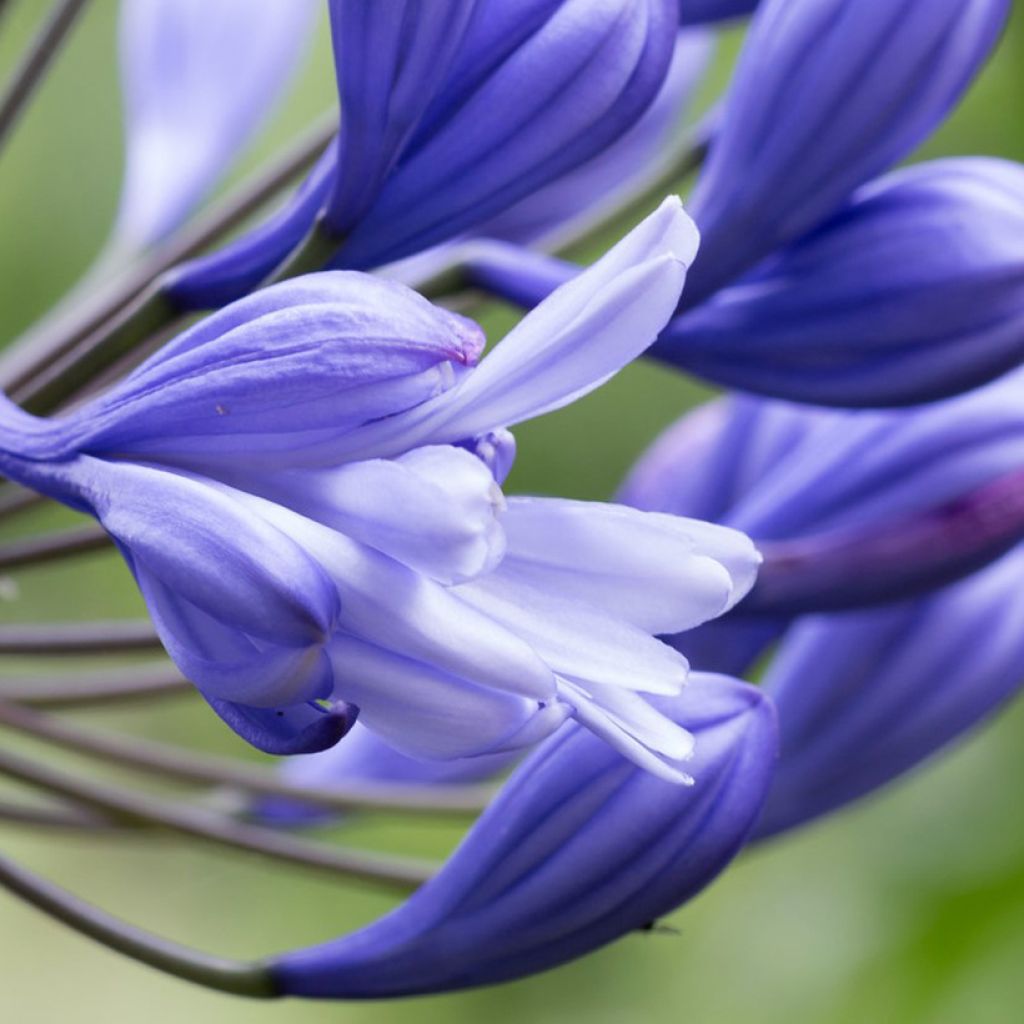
[166,0,680,308]
[0,201,759,779]
[623,371,1024,616]
[654,158,1024,406]
[271,673,778,997]
[619,375,1024,835]
[683,0,1009,306]
[116,0,318,248]
[754,546,1024,839]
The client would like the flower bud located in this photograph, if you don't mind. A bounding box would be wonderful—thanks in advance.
[271,674,777,997]
[683,0,1009,305]
[655,159,1024,406]
[753,546,1024,839]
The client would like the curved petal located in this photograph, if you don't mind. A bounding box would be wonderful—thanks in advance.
[501,496,759,633]
[754,547,1024,839]
[270,674,777,997]
[683,0,1010,305]
[116,0,318,247]
[656,158,1024,406]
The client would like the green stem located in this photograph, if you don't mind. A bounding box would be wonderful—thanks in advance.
[0,854,279,998]
[0,743,436,889]
[0,699,495,817]
[0,0,91,155]
[0,619,161,655]
[0,522,109,571]
[264,216,342,284]
[0,664,190,708]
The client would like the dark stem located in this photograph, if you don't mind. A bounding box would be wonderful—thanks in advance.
[0,796,120,830]
[0,743,436,889]
[0,699,494,817]
[0,619,160,655]
[0,111,336,407]
[0,522,109,571]
[0,663,190,708]
[0,854,280,998]
[0,485,46,521]
[0,0,90,154]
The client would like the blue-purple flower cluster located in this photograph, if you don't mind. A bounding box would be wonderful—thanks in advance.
[1,0,1023,1001]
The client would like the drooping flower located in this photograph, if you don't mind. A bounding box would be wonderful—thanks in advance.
[462,0,1018,409]
[681,0,1010,306]
[0,200,759,779]
[618,371,1024,828]
[753,546,1024,839]
[270,674,778,997]
[165,0,681,308]
[115,0,319,248]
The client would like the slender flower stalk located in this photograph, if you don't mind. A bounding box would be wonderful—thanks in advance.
[0,0,90,154]
[0,855,280,998]
[0,744,437,888]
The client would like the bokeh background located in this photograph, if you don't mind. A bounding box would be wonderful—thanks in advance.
[2,3,1024,1021]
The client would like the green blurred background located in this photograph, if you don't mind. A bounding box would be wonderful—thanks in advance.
[2,3,1024,1021]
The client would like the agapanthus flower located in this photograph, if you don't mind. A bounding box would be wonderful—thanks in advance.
[461,0,1017,408]
[166,0,681,309]
[0,201,759,780]
[270,674,778,997]
[619,370,1024,829]
[115,0,319,248]
[754,546,1024,839]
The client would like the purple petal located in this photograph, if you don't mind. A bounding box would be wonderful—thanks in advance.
[754,547,1024,839]
[656,158,1024,405]
[116,0,318,247]
[271,673,777,997]
[683,0,1009,305]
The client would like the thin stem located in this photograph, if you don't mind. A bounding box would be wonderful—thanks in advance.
[0,619,161,655]
[0,485,46,521]
[16,287,180,413]
[0,796,120,830]
[0,700,495,817]
[0,111,336,405]
[264,215,341,284]
[0,743,436,890]
[0,854,279,998]
[0,522,109,571]
[0,663,189,708]
[0,0,90,155]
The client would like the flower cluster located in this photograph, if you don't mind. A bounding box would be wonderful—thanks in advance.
[0,0,1021,1005]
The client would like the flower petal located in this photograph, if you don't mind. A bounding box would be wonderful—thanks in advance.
[271,673,777,997]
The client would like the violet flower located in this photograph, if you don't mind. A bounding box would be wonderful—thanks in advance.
[167,0,681,308]
[618,371,1024,831]
[116,0,318,248]
[0,201,760,779]
[271,673,778,997]
[464,0,1016,408]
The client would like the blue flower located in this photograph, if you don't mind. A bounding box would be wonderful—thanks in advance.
[654,158,1024,405]
[270,673,778,997]
[0,201,760,778]
[683,0,1010,306]
[753,547,1024,839]
[619,370,1024,830]
[465,0,1015,409]
[167,0,681,308]
[116,0,318,248]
